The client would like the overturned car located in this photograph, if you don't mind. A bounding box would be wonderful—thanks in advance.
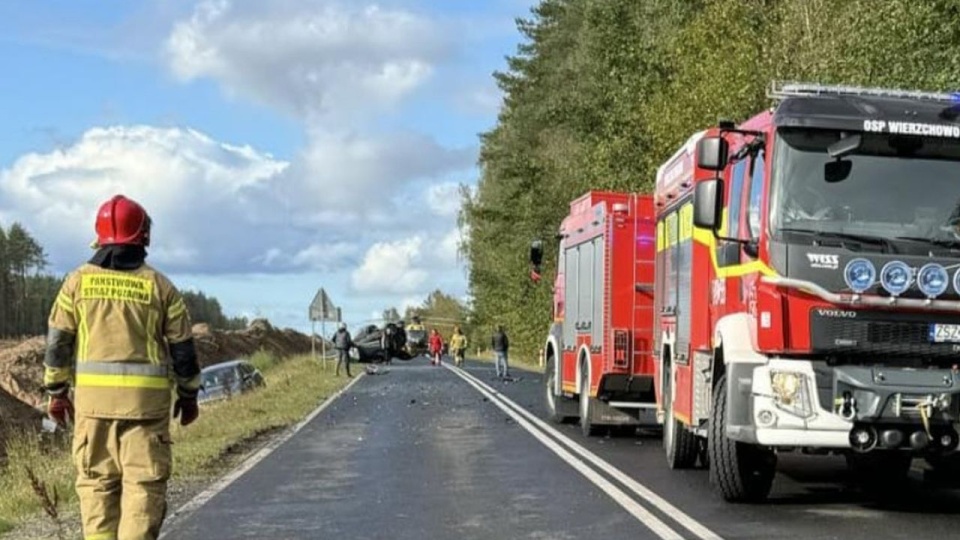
[349,322,413,363]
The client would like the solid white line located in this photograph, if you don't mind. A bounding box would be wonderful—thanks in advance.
[451,364,723,540]
[159,373,367,537]
[446,363,684,540]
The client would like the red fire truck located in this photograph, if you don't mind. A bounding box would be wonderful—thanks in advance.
[655,82,960,502]
[530,191,658,436]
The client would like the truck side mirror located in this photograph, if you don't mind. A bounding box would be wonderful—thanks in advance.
[528,240,544,284]
[693,179,723,231]
[697,136,729,171]
[530,240,543,267]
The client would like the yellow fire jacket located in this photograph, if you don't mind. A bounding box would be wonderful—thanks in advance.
[44,263,201,419]
[449,333,467,352]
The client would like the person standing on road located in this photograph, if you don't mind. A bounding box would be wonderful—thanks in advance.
[43,194,202,540]
[334,322,353,377]
[449,326,468,368]
[491,325,510,379]
[428,328,444,366]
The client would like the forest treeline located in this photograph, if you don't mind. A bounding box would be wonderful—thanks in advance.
[382,289,471,336]
[462,0,960,357]
[0,223,246,338]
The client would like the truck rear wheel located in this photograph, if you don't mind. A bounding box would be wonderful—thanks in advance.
[708,374,776,502]
[580,369,600,436]
[663,363,697,469]
[545,355,575,424]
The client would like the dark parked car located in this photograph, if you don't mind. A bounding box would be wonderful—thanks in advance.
[198,359,266,404]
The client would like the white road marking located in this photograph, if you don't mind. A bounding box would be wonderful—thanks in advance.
[446,363,685,540]
[159,372,367,537]
[450,364,723,540]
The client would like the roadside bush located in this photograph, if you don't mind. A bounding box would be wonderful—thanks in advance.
[249,348,279,372]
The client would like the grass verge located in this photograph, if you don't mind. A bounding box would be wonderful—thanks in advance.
[0,354,350,534]
[171,354,348,476]
[0,430,75,533]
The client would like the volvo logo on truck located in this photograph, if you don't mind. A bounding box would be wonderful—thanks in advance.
[815,308,857,318]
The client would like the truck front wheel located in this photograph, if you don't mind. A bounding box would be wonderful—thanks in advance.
[708,374,776,502]
[545,354,575,424]
[663,363,697,469]
[580,368,600,436]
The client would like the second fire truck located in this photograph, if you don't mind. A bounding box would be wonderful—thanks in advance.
[655,82,960,501]
[532,191,659,435]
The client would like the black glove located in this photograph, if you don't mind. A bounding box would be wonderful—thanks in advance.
[173,397,199,426]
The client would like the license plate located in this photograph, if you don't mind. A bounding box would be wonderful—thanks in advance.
[930,324,960,343]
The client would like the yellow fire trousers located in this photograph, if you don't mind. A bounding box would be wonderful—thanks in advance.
[73,414,172,540]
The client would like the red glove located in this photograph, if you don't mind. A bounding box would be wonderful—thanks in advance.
[173,397,199,426]
[48,394,74,427]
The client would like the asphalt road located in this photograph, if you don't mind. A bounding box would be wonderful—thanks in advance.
[163,357,960,540]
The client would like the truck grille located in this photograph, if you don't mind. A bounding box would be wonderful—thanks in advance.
[810,311,960,359]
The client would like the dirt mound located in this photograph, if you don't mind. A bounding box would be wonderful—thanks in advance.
[0,320,316,412]
[0,337,47,409]
[192,318,316,368]
[0,387,43,459]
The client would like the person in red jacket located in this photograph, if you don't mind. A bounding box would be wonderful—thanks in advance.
[428,328,444,366]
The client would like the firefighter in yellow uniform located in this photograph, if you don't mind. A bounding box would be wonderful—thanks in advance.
[449,326,468,367]
[43,194,202,540]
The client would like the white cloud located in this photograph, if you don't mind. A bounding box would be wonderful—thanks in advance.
[280,130,474,214]
[0,124,477,277]
[451,81,503,116]
[351,236,427,295]
[425,181,464,217]
[166,0,449,120]
[0,125,293,274]
[438,228,463,265]
[164,0,476,217]
[255,241,360,271]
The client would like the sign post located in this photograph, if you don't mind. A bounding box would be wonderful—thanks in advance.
[309,288,339,371]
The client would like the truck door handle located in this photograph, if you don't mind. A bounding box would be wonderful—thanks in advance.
[635,283,654,295]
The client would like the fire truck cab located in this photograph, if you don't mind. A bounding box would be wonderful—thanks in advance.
[656,82,960,502]
[535,191,658,436]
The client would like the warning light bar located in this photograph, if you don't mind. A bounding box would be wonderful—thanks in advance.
[768,81,960,103]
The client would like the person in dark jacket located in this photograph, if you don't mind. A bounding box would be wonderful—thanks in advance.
[491,325,510,379]
[333,322,353,377]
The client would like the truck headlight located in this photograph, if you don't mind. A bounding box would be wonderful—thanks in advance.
[771,372,800,404]
[844,258,876,294]
[880,260,912,296]
[917,263,949,298]
[769,370,814,418]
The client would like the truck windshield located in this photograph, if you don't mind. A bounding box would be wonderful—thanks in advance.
[771,128,960,249]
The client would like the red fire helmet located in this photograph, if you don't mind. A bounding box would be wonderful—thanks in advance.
[94,195,152,247]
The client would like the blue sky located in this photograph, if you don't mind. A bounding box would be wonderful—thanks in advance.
[0,0,535,333]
